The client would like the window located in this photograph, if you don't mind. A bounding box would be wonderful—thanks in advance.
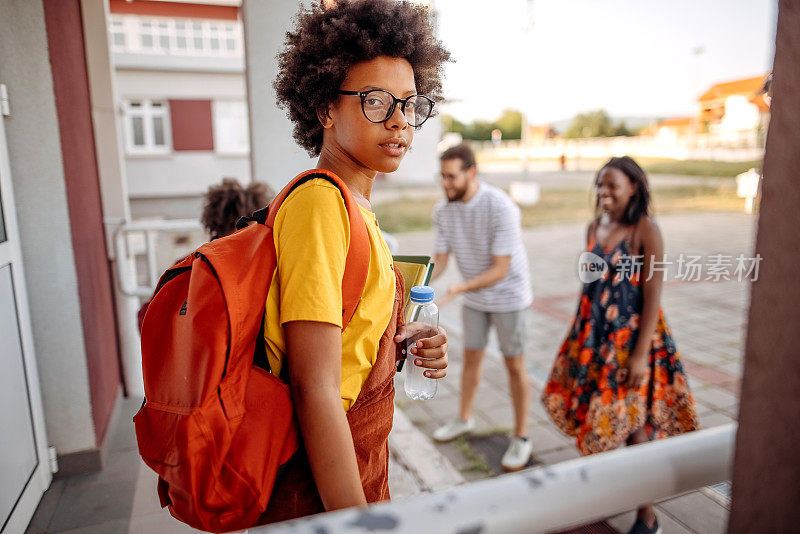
[110,19,126,51]
[213,101,249,154]
[123,100,171,154]
[108,15,243,57]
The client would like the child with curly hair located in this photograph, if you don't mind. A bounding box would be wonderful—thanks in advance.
[137,178,273,332]
[201,177,273,240]
[542,156,698,534]
[259,0,451,523]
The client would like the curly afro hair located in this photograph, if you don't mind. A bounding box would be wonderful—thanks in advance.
[201,178,274,239]
[274,0,451,157]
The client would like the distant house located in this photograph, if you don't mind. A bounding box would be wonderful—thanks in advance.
[698,74,771,135]
[651,117,695,141]
[109,0,249,218]
[525,124,558,144]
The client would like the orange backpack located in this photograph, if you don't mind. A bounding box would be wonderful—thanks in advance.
[134,170,369,533]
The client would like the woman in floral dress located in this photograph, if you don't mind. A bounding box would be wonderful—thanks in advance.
[543,156,698,534]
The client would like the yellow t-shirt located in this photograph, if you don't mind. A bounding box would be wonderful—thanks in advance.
[263,178,396,412]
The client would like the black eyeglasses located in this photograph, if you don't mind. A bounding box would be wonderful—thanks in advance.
[337,89,434,127]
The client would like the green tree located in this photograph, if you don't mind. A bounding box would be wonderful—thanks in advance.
[463,120,494,141]
[441,114,466,136]
[614,121,632,137]
[565,109,616,138]
[493,109,523,140]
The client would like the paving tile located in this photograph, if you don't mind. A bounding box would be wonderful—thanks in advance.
[528,423,573,454]
[107,398,144,453]
[400,399,434,425]
[699,410,737,429]
[717,361,743,378]
[414,419,444,440]
[24,478,67,534]
[47,480,136,532]
[128,511,206,533]
[432,440,475,473]
[659,492,729,534]
[418,394,460,422]
[466,432,536,475]
[65,449,141,491]
[106,417,139,454]
[528,397,553,422]
[608,506,695,534]
[474,382,513,410]
[474,402,516,433]
[388,453,423,499]
[56,519,129,534]
[692,386,739,410]
[131,464,162,518]
[534,446,581,466]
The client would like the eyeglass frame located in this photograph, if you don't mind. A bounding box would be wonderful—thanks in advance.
[337,89,434,127]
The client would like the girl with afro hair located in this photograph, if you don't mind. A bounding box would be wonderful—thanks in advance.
[259,0,451,523]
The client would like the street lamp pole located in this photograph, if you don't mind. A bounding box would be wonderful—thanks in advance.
[521,0,535,181]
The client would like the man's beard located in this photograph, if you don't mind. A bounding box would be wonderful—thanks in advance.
[446,187,468,202]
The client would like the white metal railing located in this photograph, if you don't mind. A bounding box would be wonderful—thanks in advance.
[254,423,736,534]
[112,218,204,396]
[113,218,203,298]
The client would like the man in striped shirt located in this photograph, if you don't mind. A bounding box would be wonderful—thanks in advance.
[430,144,534,471]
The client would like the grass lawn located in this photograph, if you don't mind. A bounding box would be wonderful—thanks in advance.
[476,153,762,178]
[640,158,762,178]
[374,183,745,234]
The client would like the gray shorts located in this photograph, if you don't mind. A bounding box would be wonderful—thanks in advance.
[462,305,528,357]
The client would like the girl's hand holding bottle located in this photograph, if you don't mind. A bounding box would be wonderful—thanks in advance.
[394,322,449,379]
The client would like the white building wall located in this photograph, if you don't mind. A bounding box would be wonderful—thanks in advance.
[115,68,245,99]
[126,152,251,197]
[386,116,441,184]
[115,69,251,208]
[718,95,761,133]
[242,0,440,191]
[242,0,316,192]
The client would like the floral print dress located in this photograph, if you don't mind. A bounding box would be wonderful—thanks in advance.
[543,228,698,455]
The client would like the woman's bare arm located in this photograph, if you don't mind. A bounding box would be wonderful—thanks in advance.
[284,320,366,510]
[621,217,664,388]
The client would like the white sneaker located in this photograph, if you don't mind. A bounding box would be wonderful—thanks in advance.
[433,418,475,442]
[501,436,533,471]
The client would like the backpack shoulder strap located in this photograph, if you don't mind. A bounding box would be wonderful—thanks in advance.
[264,169,369,330]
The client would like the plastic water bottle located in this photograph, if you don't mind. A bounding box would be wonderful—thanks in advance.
[404,286,439,400]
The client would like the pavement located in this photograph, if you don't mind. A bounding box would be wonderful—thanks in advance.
[392,210,755,533]
[24,210,754,533]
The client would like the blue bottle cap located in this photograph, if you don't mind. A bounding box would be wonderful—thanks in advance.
[410,285,435,303]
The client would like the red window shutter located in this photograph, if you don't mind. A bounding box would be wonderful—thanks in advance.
[169,99,214,151]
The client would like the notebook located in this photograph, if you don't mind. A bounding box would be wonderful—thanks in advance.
[393,255,434,323]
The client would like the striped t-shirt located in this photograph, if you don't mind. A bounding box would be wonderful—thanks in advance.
[433,182,533,312]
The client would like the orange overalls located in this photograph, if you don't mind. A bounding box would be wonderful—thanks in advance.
[259,272,405,523]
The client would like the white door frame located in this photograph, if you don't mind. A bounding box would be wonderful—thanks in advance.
[0,94,52,533]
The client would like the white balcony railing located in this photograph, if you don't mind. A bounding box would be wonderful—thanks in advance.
[255,424,736,534]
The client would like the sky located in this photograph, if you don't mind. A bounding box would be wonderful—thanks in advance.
[433,0,778,125]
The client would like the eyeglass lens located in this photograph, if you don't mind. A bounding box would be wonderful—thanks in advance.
[362,90,432,126]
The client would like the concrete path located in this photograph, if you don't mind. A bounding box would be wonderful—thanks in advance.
[392,211,756,533]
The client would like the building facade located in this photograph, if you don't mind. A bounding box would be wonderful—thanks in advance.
[109,0,250,219]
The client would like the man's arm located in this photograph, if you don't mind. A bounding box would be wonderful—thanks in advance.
[438,255,510,307]
[285,320,367,511]
[430,252,449,281]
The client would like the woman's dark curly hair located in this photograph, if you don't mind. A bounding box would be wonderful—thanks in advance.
[201,178,274,239]
[594,156,652,225]
[274,0,451,156]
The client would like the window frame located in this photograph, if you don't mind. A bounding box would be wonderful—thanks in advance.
[108,14,243,58]
[122,99,172,155]
[212,100,250,155]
